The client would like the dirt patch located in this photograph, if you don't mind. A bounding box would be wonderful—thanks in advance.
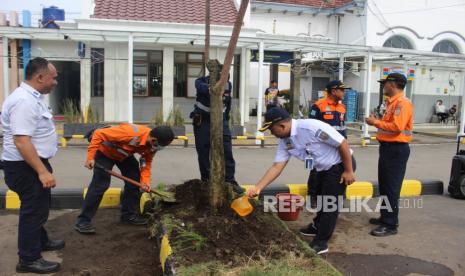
[326,253,454,276]
[151,180,315,269]
[47,209,161,276]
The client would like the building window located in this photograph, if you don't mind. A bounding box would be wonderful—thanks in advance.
[133,50,163,97]
[383,35,413,49]
[174,52,204,97]
[433,40,461,54]
[91,48,104,97]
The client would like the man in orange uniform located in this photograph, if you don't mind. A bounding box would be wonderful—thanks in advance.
[306,80,351,208]
[74,124,174,234]
[366,73,413,237]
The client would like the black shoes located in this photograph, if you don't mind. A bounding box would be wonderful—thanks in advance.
[16,258,61,274]
[230,181,245,194]
[311,243,329,255]
[369,217,382,225]
[299,223,318,237]
[74,222,96,235]
[121,215,148,226]
[42,239,65,251]
[370,225,398,237]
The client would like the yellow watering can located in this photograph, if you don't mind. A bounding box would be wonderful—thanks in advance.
[231,195,253,217]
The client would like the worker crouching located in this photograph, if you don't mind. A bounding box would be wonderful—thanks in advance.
[74,124,174,234]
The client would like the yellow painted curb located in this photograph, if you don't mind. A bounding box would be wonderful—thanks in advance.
[6,190,21,209]
[140,192,151,214]
[160,234,173,272]
[287,184,308,197]
[400,180,422,197]
[83,187,121,207]
[346,182,374,199]
[72,134,85,139]
[240,185,255,193]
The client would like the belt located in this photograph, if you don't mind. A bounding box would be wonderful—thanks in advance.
[333,125,346,131]
[379,141,408,145]
[377,129,413,136]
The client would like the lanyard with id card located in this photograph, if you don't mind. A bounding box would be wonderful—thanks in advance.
[305,147,314,171]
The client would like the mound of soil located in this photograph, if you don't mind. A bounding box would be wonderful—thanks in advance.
[154,180,312,268]
[47,209,161,276]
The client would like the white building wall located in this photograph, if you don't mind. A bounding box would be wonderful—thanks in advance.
[104,42,129,122]
[31,40,79,60]
[366,0,465,52]
[248,12,338,40]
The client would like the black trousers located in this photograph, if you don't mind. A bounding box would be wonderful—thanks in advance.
[193,119,236,183]
[77,151,141,224]
[3,159,52,261]
[378,142,410,229]
[312,163,346,247]
[308,155,357,197]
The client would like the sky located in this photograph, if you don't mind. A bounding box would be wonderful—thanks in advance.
[0,0,82,26]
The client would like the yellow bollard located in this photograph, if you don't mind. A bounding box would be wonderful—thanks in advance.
[60,137,67,148]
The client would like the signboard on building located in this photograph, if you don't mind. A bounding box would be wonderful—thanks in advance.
[382,67,415,81]
[250,50,294,64]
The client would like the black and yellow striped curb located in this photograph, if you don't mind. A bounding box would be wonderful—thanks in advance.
[0,179,443,210]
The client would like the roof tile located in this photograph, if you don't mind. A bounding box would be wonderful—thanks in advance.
[93,0,238,25]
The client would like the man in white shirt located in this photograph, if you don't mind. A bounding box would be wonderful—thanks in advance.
[1,57,63,274]
[435,99,448,123]
[247,108,355,254]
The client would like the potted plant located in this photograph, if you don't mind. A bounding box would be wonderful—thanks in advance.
[150,106,186,136]
[229,105,244,136]
[63,100,105,140]
[167,105,186,136]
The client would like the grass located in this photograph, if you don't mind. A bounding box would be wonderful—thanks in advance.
[177,252,342,276]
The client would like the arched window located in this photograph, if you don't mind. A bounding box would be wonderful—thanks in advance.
[383,35,413,49]
[433,40,461,54]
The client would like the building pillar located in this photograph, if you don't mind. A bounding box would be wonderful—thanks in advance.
[2,36,9,102]
[240,47,246,127]
[80,43,91,121]
[338,53,344,81]
[162,46,174,122]
[459,73,465,136]
[127,34,134,123]
[244,48,251,123]
[256,41,264,135]
[362,52,373,140]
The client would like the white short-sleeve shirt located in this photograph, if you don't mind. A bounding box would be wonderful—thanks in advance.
[1,82,58,161]
[274,119,345,171]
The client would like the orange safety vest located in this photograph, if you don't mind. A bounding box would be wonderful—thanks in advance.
[87,123,155,184]
[375,93,413,143]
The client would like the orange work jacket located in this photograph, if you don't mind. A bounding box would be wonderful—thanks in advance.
[87,123,155,184]
[375,93,413,143]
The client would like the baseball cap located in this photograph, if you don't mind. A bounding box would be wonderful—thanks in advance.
[378,73,407,86]
[259,108,290,132]
[325,80,351,92]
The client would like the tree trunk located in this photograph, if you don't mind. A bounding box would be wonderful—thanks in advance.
[204,0,210,65]
[208,0,250,211]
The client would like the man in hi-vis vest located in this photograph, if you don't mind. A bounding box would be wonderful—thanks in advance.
[74,124,174,234]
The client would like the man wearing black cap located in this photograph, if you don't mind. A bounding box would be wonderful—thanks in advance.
[366,73,413,237]
[247,108,355,254]
[307,80,352,208]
